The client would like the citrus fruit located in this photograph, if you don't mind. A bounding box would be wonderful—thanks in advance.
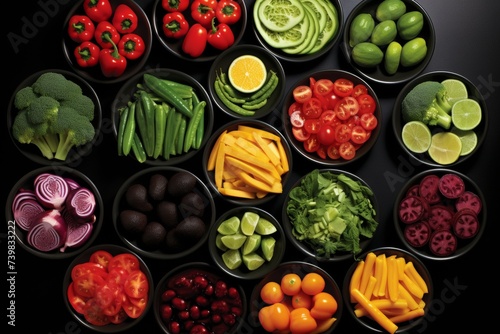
[228,55,267,93]
[243,252,265,270]
[255,218,277,235]
[241,211,260,236]
[451,98,482,131]
[216,234,228,251]
[428,132,462,165]
[222,249,242,269]
[441,79,468,105]
[217,216,240,235]
[261,236,276,261]
[242,234,261,255]
[450,127,478,156]
[401,121,432,153]
[220,234,247,250]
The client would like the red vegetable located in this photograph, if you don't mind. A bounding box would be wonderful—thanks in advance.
[66,187,97,222]
[215,0,242,25]
[34,173,69,210]
[404,220,431,247]
[207,18,234,50]
[118,33,145,60]
[455,190,482,215]
[182,23,207,57]
[99,34,127,77]
[61,216,93,252]
[162,11,189,39]
[94,21,120,49]
[83,0,112,23]
[438,173,465,198]
[112,4,138,34]
[191,0,217,28]
[398,195,428,224]
[27,209,67,252]
[418,174,441,204]
[453,208,480,239]
[68,15,95,43]
[11,190,44,231]
[162,0,190,12]
[427,204,454,231]
[74,41,100,67]
[429,229,457,257]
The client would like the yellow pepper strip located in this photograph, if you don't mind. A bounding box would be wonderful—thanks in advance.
[364,276,377,299]
[238,125,281,141]
[252,132,281,166]
[207,130,227,171]
[351,288,398,334]
[404,261,428,294]
[373,254,384,298]
[360,252,377,295]
[387,256,399,302]
[350,260,365,303]
[354,298,408,317]
[396,257,406,279]
[381,307,411,317]
[389,308,425,324]
[277,140,289,173]
[376,254,388,297]
[397,283,420,310]
[401,273,424,299]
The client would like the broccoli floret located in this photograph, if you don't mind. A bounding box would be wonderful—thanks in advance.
[31,72,82,100]
[402,81,453,129]
[51,106,95,161]
[12,110,54,159]
[26,95,60,124]
[14,86,38,110]
[59,92,95,121]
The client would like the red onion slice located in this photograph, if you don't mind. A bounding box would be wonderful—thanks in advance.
[60,218,93,252]
[27,210,67,252]
[34,173,69,210]
[65,187,96,221]
[13,197,45,231]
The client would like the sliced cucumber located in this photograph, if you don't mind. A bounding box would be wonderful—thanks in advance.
[282,8,314,54]
[257,0,306,32]
[309,0,340,54]
[300,4,321,54]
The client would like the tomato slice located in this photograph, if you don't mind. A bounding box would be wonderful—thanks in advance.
[109,308,128,324]
[319,110,336,125]
[360,113,378,131]
[74,272,106,298]
[334,124,352,143]
[351,125,369,144]
[336,96,359,118]
[316,145,327,159]
[83,298,111,326]
[327,144,341,159]
[90,250,113,270]
[313,78,334,96]
[317,124,336,146]
[288,101,302,116]
[71,262,107,282]
[357,94,376,114]
[122,296,145,319]
[304,118,321,134]
[302,97,323,119]
[292,126,310,142]
[352,84,368,98]
[108,253,140,274]
[107,268,128,286]
[293,85,313,103]
[67,282,87,314]
[333,78,354,97]
[124,270,149,299]
[303,135,320,152]
[339,141,356,160]
[290,110,305,127]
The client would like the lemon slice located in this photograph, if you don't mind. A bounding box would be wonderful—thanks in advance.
[241,211,260,236]
[451,98,482,131]
[441,79,468,105]
[228,55,267,93]
[255,218,277,235]
[450,127,478,156]
[428,132,462,165]
[217,216,240,235]
[222,249,242,269]
[401,121,432,153]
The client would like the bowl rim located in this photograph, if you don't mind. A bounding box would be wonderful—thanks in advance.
[393,168,487,261]
[392,70,489,167]
[112,165,216,260]
[6,165,103,259]
[341,0,436,85]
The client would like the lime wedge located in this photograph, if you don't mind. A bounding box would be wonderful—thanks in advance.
[217,216,240,235]
[255,218,277,235]
[441,79,468,105]
[261,236,276,261]
[216,234,228,251]
[451,98,482,131]
[221,234,247,250]
[241,211,260,236]
[428,132,462,165]
[242,253,265,271]
[450,127,478,156]
[222,249,242,270]
[242,234,261,255]
[401,121,432,153]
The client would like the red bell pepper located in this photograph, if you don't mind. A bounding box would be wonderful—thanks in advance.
[190,0,217,28]
[68,15,95,43]
[74,41,100,67]
[112,4,138,34]
[182,23,207,58]
[118,33,145,60]
[207,18,234,50]
[162,12,189,39]
[162,0,189,12]
[94,21,120,49]
[99,35,127,77]
[215,0,242,25]
[83,0,112,23]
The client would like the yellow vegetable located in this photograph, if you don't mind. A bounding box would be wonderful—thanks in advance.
[404,261,428,294]
[351,288,398,334]
[387,256,399,302]
[349,260,365,303]
[359,252,377,294]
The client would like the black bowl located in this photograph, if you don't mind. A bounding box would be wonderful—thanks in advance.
[7,69,102,165]
[392,70,488,167]
[208,44,286,119]
[6,166,103,260]
[252,0,344,63]
[341,0,435,85]
[282,169,379,262]
[152,0,247,62]
[282,69,382,166]
[111,68,214,165]
[393,168,487,261]
[62,0,152,84]
[343,247,433,333]
[63,244,154,332]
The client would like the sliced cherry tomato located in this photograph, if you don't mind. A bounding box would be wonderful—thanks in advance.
[302,97,323,119]
[303,135,320,152]
[336,96,359,118]
[74,272,106,298]
[97,283,125,316]
[290,110,305,127]
[293,85,312,103]
[83,298,111,326]
[107,268,128,286]
[124,270,149,299]
[288,101,302,116]
[67,282,87,314]
[319,110,337,125]
[122,295,146,319]
[90,250,113,270]
[357,94,376,114]
[292,126,310,142]
[334,124,351,143]
[71,262,107,281]
[304,118,321,134]
[316,145,327,159]
[109,308,128,324]
[352,84,368,98]
[339,141,356,160]
[309,76,317,89]
[345,114,360,129]
[327,143,341,159]
[333,78,354,97]
[351,125,369,144]
[313,78,334,96]
[108,253,140,274]
[360,113,378,131]
[317,124,336,146]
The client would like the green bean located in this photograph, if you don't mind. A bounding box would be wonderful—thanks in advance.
[121,102,136,156]
[135,98,150,156]
[175,116,187,155]
[131,132,147,163]
[163,107,177,159]
[193,109,204,150]
[140,90,156,157]
[248,70,277,101]
[153,103,167,159]
[214,80,255,116]
[117,105,129,156]
[242,99,268,110]
[245,75,279,106]
[221,82,247,104]
[184,101,206,153]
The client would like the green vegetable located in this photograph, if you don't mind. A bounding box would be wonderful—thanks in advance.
[14,86,38,110]
[131,132,147,163]
[59,93,95,121]
[153,103,167,159]
[175,116,187,154]
[183,101,206,153]
[143,73,193,118]
[401,81,453,129]
[375,0,406,21]
[12,109,54,159]
[117,105,129,156]
[163,107,179,159]
[349,13,375,47]
[214,78,255,116]
[286,169,378,258]
[247,71,278,103]
[351,42,384,67]
[397,11,424,40]
[257,0,306,32]
[370,20,397,46]
[384,41,402,75]
[140,90,156,157]
[134,97,151,157]
[121,101,136,156]
[401,37,427,67]
[31,72,83,100]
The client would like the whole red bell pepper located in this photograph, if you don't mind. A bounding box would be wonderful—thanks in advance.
[162,12,189,39]
[74,41,100,67]
[112,4,138,34]
[94,21,120,49]
[83,0,112,23]
[215,0,242,25]
[190,0,217,28]
[99,35,127,77]
[118,33,145,60]
[68,15,95,43]
[207,18,234,50]
[182,23,207,57]
[162,0,189,12]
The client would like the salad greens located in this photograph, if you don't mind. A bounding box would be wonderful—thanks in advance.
[286,169,378,259]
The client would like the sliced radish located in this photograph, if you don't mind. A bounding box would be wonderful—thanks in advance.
[419,174,441,204]
[398,195,429,224]
[453,209,480,239]
[427,205,454,231]
[404,220,431,247]
[429,230,457,257]
[438,173,465,198]
[455,190,482,215]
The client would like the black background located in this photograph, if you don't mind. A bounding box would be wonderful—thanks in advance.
[4,0,499,333]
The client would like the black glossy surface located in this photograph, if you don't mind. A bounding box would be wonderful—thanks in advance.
[5,0,498,332]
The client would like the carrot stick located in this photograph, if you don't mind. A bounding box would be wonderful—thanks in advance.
[389,308,425,324]
[351,288,398,334]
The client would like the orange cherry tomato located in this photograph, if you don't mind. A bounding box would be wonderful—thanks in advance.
[310,292,338,320]
[291,290,313,309]
[281,273,302,296]
[260,281,284,304]
[301,273,325,296]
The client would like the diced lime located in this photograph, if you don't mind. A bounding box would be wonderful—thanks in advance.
[451,98,482,131]
[217,216,240,235]
[441,79,468,105]
[222,249,242,270]
[242,253,265,271]
[401,121,432,153]
[428,132,462,165]
[216,234,228,251]
[221,234,247,250]
[242,234,261,255]
[240,211,260,236]
[450,127,478,156]
[255,218,277,235]
[261,236,276,261]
